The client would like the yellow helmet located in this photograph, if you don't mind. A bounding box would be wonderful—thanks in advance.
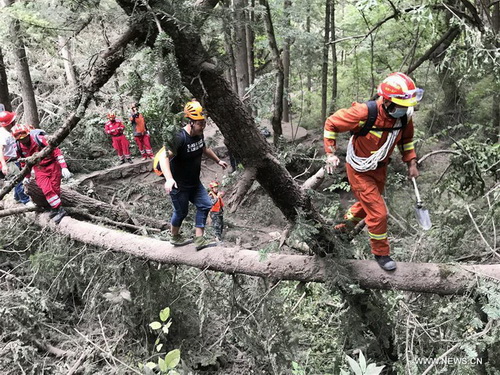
[184,100,205,120]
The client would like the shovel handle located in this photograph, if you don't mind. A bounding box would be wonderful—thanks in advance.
[412,177,422,204]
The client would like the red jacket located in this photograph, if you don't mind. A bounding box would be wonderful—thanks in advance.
[17,134,68,176]
[105,120,125,136]
[324,98,417,163]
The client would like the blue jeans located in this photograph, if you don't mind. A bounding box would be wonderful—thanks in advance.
[13,162,30,204]
[14,182,30,204]
[169,182,213,228]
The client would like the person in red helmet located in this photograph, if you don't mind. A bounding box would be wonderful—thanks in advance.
[323,72,423,271]
[208,181,225,241]
[12,123,71,224]
[129,103,154,160]
[0,111,16,176]
[0,111,32,205]
[105,112,132,165]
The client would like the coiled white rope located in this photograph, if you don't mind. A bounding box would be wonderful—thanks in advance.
[346,108,413,173]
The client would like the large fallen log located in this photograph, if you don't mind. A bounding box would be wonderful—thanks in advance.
[32,213,500,295]
[70,159,154,187]
[24,181,168,230]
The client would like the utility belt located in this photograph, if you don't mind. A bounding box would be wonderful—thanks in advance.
[112,133,124,137]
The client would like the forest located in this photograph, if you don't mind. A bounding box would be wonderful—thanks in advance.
[0,0,499,374]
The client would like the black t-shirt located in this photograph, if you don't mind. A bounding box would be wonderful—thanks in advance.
[170,129,205,189]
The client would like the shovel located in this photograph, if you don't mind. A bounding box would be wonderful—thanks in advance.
[411,177,432,230]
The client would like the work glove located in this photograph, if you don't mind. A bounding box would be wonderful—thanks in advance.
[23,177,31,185]
[1,164,8,176]
[61,168,72,179]
[325,154,340,174]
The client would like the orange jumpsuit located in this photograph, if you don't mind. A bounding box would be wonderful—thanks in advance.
[324,98,417,256]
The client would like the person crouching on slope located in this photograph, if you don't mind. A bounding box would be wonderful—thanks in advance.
[324,72,422,271]
[12,124,72,224]
[105,112,132,165]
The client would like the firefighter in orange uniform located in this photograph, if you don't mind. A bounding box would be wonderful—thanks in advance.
[130,103,154,160]
[324,72,423,271]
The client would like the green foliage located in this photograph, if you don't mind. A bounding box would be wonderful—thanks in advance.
[340,351,385,375]
[144,307,181,375]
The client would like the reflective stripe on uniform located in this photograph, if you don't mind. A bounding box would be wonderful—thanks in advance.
[402,141,414,151]
[47,195,61,207]
[369,231,387,240]
[369,130,383,138]
[324,130,337,139]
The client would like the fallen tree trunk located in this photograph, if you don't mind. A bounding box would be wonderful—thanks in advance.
[24,181,168,230]
[71,159,153,187]
[32,213,500,295]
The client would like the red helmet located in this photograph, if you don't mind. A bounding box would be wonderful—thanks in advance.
[11,124,32,140]
[0,111,16,127]
[209,181,219,189]
[107,112,116,120]
[377,72,423,107]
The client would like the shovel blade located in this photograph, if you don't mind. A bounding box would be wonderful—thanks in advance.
[415,207,432,230]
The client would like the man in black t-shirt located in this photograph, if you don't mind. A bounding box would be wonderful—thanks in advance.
[159,100,228,250]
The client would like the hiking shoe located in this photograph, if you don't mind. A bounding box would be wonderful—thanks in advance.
[24,201,35,208]
[194,236,216,251]
[52,207,67,224]
[119,159,126,165]
[374,255,397,271]
[170,234,193,246]
[141,156,147,161]
[127,158,133,164]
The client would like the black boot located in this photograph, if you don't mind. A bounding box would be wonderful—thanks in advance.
[48,208,58,219]
[52,207,66,224]
[374,255,397,271]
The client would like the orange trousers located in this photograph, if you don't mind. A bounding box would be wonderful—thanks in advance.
[345,163,389,256]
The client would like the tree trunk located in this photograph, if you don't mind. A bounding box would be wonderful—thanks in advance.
[320,0,331,121]
[282,0,291,123]
[4,0,39,126]
[28,213,500,296]
[329,0,338,113]
[58,36,78,87]
[0,47,11,111]
[24,180,168,230]
[246,0,255,87]
[222,0,238,92]
[492,1,500,142]
[260,0,284,145]
[233,0,250,100]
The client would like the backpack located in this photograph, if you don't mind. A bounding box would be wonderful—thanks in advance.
[152,131,188,176]
[354,100,407,137]
[16,129,46,156]
[152,146,166,176]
